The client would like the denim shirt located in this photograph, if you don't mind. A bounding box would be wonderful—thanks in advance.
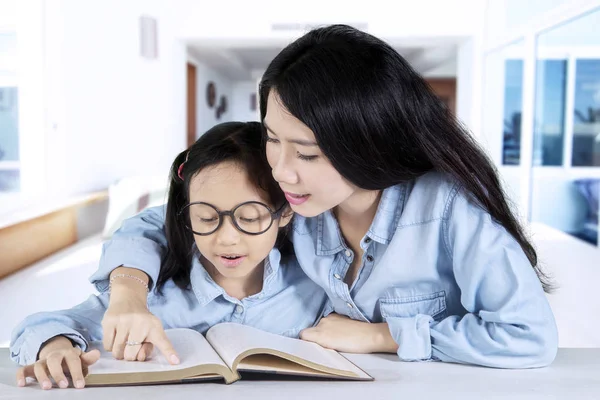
[72,173,558,368]
[10,248,327,366]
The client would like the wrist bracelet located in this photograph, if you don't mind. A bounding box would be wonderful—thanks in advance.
[109,273,150,293]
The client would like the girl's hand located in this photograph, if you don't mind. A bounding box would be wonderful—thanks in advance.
[102,286,179,364]
[16,336,100,390]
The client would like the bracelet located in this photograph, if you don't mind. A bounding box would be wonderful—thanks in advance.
[109,273,150,293]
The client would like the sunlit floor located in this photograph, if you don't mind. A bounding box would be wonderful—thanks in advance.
[0,224,598,349]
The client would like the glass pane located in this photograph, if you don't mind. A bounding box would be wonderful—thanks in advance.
[0,87,19,161]
[0,169,20,192]
[533,60,566,166]
[572,59,600,166]
[503,59,523,165]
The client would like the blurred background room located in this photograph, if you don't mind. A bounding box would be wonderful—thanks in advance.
[0,0,599,350]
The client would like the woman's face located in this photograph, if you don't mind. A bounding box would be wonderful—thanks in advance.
[264,90,357,217]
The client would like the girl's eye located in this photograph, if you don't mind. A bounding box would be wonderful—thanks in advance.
[297,152,318,161]
[265,136,279,144]
[200,217,218,223]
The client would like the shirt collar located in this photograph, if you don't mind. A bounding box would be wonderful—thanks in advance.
[316,184,407,255]
[367,184,406,245]
[189,247,283,306]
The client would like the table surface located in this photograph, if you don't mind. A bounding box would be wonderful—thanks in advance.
[1,348,599,399]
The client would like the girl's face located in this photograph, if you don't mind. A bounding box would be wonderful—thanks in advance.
[264,90,357,217]
[186,161,290,282]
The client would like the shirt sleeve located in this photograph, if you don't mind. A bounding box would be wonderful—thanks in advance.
[89,205,168,292]
[386,186,558,368]
[9,294,109,366]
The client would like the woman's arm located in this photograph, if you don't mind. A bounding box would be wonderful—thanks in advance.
[386,188,558,368]
[90,205,169,292]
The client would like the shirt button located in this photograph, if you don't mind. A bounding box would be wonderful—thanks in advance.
[367,255,374,262]
[344,250,352,257]
[365,237,372,244]
[235,305,243,314]
[334,273,342,280]
[346,302,353,309]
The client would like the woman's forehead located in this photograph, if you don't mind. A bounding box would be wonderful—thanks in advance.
[264,91,317,142]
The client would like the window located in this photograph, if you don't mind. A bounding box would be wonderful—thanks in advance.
[502,59,523,165]
[0,33,19,193]
[533,59,567,166]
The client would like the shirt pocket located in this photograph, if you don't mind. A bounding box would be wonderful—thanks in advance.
[379,290,448,322]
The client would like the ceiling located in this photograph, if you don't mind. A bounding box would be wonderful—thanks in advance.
[187,41,458,81]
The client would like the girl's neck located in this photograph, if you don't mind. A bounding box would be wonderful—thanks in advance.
[205,259,264,300]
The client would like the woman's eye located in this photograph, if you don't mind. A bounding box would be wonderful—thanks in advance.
[265,136,279,144]
[297,152,318,161]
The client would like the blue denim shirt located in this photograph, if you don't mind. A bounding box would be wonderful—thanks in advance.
[68,172,558,368]
[10,248,327,366]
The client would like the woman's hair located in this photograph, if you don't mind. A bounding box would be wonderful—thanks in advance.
[259,24,552,292]
[156,121,290,294]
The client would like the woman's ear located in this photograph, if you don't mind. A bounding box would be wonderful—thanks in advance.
[278,206,294,228]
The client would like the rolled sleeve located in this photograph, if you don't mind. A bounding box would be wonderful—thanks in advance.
[387,315,434,361]
[10,295,108,366]
[10,323,89,366]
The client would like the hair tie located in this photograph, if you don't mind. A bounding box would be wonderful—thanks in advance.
[177,151,190,180]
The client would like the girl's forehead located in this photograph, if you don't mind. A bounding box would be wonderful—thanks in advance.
[188,162,271,206]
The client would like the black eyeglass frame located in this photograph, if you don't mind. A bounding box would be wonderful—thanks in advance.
[178,201,287,236]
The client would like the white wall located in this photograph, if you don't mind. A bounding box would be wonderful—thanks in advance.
[187,56,234,136]
[43,0,186,196]
[232,81,259,122]
[37,0,488,197]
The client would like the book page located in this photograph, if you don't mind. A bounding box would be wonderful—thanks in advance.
[87,328,227,376]
[206,323,369,378]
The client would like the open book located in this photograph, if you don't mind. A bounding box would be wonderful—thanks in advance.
[85,323,373,386]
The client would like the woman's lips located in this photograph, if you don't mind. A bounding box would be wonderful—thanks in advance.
[284,192,310,205]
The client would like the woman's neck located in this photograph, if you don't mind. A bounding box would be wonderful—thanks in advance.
[335,189,381,228]
[204,259,264,300]
[334,189,382,250]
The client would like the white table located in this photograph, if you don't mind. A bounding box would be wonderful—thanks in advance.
[1,348,599,399]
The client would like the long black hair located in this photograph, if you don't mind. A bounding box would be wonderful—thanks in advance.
[259,24,552,292]
[156,121,290,294]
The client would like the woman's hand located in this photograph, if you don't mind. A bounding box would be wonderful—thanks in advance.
[16,336,100,390]
[300,313,399,353]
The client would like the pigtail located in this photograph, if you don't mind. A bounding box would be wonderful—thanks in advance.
[156,150,196,294]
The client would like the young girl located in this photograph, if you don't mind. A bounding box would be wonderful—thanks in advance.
[10,122,327,390]
[85,25,558,369]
